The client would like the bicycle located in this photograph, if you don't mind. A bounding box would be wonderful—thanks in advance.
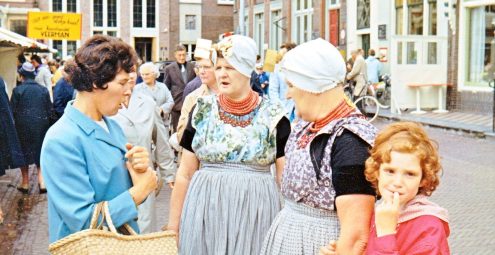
[343,74,398,122]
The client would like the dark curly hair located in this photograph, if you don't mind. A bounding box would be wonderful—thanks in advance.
[64,35,138,92]
[365,122,442,196]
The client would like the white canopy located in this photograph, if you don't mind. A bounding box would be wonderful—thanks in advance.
[0,27,56,53]
[0,28,57,96]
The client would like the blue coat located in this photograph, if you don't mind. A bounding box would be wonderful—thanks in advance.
[10,79,52,166]
[41,102,139,243]
[52,77,75,119]
[0,77,24,174]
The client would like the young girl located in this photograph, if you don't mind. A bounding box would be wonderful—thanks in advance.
[320,122,450,255]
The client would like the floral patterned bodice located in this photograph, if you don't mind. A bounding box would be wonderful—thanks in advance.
[191,95,286,166]
[281,112,377,210]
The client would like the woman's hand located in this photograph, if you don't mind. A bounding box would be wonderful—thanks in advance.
[125,143,150,173]
[128,165,158,205]
[375,192,400,237]
[319,240,338,255]
[126,143,157,205]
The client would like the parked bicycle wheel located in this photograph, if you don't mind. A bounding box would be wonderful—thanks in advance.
[354,95,379,122]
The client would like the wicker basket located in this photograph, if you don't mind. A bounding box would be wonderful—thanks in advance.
[48,202,178,255]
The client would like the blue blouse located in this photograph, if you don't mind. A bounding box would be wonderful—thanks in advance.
[41,102,138,243]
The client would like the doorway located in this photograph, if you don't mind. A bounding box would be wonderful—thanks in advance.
[361,34,370,58]
[135,38,153,62]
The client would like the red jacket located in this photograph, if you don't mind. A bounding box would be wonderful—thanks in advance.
[366,215,450,255]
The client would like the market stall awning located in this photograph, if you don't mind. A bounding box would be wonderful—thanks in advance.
[0,27,57,53]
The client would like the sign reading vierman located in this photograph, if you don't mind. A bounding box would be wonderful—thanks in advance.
[27,12,81,40]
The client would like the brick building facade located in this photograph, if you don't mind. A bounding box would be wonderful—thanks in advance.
[1,0,233,61]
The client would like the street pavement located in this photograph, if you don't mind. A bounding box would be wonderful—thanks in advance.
[1,118,494,254]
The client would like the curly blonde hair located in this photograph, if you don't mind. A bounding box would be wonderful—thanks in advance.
[364,122,442,196]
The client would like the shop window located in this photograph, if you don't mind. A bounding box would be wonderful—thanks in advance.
[467,5,495,87]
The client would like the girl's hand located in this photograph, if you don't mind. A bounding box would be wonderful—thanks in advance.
[319,240,338,255]
[375,192,400,237]
[125,143,150,173]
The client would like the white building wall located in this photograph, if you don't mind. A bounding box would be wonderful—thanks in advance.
[389,0,450,112]
[179,2,201,44]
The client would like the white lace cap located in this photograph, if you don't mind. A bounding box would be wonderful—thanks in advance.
[281,38,346,94]
[217,35,257,78]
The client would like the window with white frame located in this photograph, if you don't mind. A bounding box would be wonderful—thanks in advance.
[53,0,63,12]
[395,0,439,65]
[465,4,495,88]
[395,0,436,36]
[293,0,313,44]
[357,0,370,29]
[330,0,340,5]
[93,0,119,36]
[10,20,27,37]
[67,0,77,12]
[254,12,264,56]
[185,15,196,30]
[133,0,156,28]
[244,15,249,36]
[50,0,80,59]
[270,9,282,50]
[146,0,155,27]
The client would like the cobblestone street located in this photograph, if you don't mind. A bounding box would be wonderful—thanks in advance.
[1,119,494,254]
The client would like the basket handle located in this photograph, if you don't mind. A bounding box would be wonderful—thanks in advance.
[89,202,104,229]
[101,201,138,235]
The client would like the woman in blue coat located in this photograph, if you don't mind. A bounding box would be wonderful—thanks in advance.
[10,62,52,193]
[0,76,24,176]
[41,35,158,243]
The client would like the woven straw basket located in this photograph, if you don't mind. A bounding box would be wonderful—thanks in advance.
[48,202,177,255]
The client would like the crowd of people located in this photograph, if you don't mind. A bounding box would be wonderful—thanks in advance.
[0,33,450,255]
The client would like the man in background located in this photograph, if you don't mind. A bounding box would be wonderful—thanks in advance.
[163,45,196,132]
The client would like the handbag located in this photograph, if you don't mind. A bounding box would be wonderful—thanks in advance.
[48,201,178,255]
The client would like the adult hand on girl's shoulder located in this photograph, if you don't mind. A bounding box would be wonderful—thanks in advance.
[319,240,338,255]
[375,192,400,237]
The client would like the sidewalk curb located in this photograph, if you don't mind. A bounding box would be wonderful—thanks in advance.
[377,112,492,138]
